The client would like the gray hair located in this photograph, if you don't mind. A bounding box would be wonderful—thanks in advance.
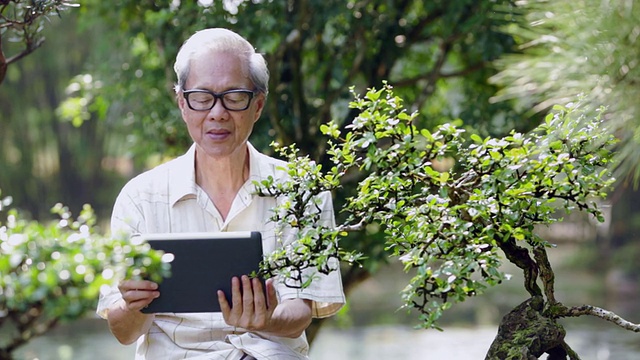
[173,28,269,95]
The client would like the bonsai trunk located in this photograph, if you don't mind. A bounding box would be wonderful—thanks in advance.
[486,240,581,359]
[485,296,578,360]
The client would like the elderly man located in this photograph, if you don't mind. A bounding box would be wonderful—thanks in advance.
[97,28,345,360]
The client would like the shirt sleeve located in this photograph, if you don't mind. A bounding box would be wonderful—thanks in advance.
[274,191,346,318]
[110,181,147,236]
[96,183,145,319]
[96,283,122,319]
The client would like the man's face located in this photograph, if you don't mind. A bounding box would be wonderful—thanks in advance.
[178,50,265,159]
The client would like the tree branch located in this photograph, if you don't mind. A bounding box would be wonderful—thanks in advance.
[6,37,46,65]
[533,245,557,305]
[558,305,640,332]
[0,37,45,86]
[440,61,487,78]
[405,6,447,43]
[498,238,542,297]
[0,35,6,84]
[338,219,366,233]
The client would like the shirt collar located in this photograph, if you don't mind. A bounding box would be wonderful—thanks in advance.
[168,143,198,206]
[168,142,275,207]
[247,141,278,183]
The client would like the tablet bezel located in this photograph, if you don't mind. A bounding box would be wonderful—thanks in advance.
[139,231,264,313]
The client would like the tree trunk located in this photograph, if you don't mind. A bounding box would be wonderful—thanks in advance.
[485,297,572,360]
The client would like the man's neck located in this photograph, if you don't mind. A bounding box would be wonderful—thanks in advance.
[194,145,250,220]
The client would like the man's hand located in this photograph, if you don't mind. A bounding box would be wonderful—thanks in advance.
[218,276,277,332]
[107,279,159,345]
[218,276,313,338]
[118,279,160,312]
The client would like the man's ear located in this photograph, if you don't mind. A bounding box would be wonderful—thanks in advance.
[177,93,188,120]
[253,93,266,123]
[177,93,184,110]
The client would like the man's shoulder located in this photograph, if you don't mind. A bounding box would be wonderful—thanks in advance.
[120,155,189,195]
[131,157,182,181]
[255,151,288,167]
[250,145,289,179]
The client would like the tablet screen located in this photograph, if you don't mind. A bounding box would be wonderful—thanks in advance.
[139,231,264,313]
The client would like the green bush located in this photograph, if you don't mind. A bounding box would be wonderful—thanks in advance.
[0,191,168,359]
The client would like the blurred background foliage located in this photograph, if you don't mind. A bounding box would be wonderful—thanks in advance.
[491,0,640,186]
[489,0,640,275]
[1,0,639,342]
[0,194,168,358]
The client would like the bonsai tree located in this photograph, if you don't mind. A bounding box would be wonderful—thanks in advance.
[256,84,636,359]
[0,191,168,360]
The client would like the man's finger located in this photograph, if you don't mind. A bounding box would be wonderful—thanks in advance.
[252,278,266,312]
[231,276,243,310]
[217,290,231,320]
[125,288,159,300]
[241,276,255,314]
[265,278,278,310]
[122,288,159,311]
[118,279,158,293]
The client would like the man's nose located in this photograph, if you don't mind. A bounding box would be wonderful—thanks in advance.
[207,98,228,119]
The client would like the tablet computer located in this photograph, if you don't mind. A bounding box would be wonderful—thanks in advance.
[139,231,264,313]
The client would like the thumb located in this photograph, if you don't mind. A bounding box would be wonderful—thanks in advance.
[265,278,278,309]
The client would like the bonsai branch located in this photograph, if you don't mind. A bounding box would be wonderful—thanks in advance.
[533,245,558,305]
[499,238,542,297]
[557,305,640,333]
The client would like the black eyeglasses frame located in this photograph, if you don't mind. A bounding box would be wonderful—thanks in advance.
[182,89,256,112]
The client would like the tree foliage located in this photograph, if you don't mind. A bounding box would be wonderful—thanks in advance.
[255,85,633,358]
[490,0,640,185]
[83,0,529,159]
[0,0,78,84]
[0,13,128,220]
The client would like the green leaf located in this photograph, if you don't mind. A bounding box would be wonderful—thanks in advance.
[470,133,483,144]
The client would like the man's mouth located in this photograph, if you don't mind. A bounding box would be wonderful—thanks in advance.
[206,129,231,140]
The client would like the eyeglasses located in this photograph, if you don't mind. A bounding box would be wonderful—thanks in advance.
[182,89,256,111]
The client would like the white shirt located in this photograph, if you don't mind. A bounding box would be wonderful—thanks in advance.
[97,143,345,360]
